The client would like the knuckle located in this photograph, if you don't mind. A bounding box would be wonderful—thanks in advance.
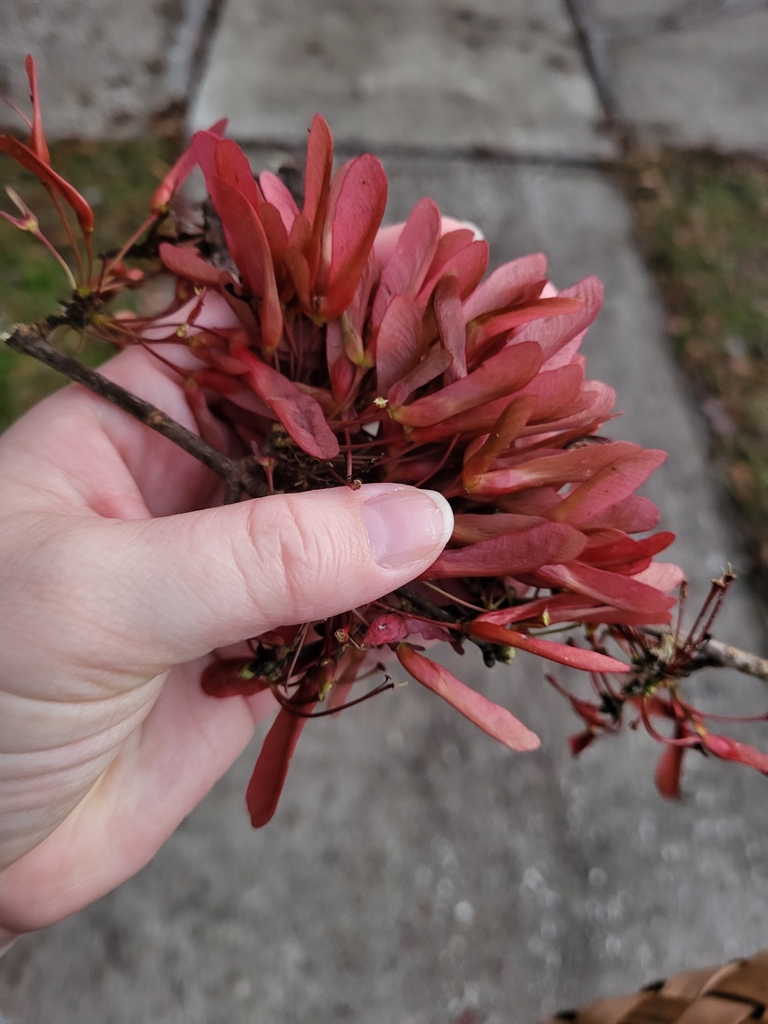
[238,496,346,623]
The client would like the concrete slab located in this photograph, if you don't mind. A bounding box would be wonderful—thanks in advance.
[1,158,766,1024]
[191,0,616,159]
[0,0,219,139]
[577,1,768,153]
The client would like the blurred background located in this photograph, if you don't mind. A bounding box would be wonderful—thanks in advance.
[1,2,768,1022]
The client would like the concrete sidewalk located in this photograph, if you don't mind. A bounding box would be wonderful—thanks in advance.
[573,0,768,154]
[192,0,615,159]
[2,3,768,1023]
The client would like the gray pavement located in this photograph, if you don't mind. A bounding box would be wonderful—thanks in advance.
[0,0,220,139]
[191,0,615,159]
[2,2,768,1023]
[574,0,768,153]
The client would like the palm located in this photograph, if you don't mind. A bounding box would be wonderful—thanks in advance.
[0,345,274,934]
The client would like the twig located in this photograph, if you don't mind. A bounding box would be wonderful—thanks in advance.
[6,321,768,684]
[690,638,768,683]
[3,316,268,501]
[394,584,497,664]
[641,626,768,683]
[394,584,457,624]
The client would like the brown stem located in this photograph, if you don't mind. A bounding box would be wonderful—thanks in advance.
[271,679,396,718]
[394,584,497,663]
[3,316,268,500]
[640,625,768,684]
[6,318,768,686]
[689,638,768,683]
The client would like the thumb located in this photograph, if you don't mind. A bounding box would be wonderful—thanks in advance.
[87,483,453,668]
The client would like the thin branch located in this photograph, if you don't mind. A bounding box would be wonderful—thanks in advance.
[3,315,268,500]
[271,678,397,718]
[394,584,496,662]
[6,320,768,687]
[641,626,768,683]
[690,637,768,683]
[394,584,458,624]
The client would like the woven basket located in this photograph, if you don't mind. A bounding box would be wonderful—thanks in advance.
[544,950,768,1024]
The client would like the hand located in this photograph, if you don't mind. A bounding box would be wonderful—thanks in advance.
[0,345,452,947]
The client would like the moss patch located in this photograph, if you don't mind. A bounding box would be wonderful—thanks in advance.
[624,148,768,597]
[0,137,179,429]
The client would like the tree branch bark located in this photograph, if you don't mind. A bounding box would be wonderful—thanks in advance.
[690,637,768,682]
[4,317,768,683]
[3,317,267,501]
[639,625,768,684]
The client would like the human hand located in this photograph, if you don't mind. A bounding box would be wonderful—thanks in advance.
[0,345,452,948]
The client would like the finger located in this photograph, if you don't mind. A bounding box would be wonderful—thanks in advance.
[58,483,453,673]
[94,343,222,514]
[0,661,276,932]
[0,345,219,518]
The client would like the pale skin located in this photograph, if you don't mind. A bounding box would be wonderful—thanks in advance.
[0,345,453,952]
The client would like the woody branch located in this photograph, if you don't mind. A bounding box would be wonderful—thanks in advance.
[4,316,768,686]
[2,315,268,503]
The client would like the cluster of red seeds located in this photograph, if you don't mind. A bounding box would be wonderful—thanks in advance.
[6,57,767,825]
[134,115,687,824]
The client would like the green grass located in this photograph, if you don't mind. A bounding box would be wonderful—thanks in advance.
[0,137,180,429]
[624,148,768,597]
